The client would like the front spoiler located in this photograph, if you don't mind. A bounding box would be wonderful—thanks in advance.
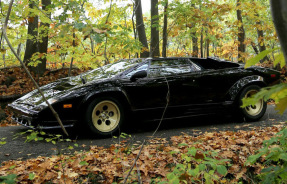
[11,115,76,129]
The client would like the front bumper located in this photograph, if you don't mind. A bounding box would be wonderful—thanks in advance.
[11,114,76,129]
[9,104,77,129]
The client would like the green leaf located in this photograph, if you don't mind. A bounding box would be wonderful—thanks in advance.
[216,165,227,176]
[79,161,89,166]
[273,53,285,67]
[246,154,260,165]
[199,164,206,171]
[167,173,180,184]
[29,173,35,180]
[279,153,287,161]
[0,174,17,184]
[9,165,16,170]
[188,167,199,177]
[245,47,279,68]
[178,143,188,147]
[187,147,197,157]
[275,96,287,115]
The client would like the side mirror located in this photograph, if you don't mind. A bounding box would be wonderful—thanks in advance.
[130,70,147,82]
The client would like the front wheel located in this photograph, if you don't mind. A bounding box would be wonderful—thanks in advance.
[239,85,267,121]
[84,97,125,136]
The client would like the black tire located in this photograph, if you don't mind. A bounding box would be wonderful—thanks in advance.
[84,97,125,136]
[238,85,267,121]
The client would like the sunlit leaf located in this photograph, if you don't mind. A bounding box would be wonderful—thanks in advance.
[245,48,279,68]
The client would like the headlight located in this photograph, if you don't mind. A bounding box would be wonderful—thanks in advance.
[40,98,59,106]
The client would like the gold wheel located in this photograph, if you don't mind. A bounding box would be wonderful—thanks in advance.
[244,90,263,116]
[91,100,120,133]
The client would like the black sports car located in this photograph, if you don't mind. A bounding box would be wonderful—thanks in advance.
[8,57,280,136]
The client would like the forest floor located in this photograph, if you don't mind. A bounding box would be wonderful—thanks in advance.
[0,123,285,183]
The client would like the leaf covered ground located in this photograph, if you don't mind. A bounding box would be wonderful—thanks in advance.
[0,125,284,184]
[0,67,86,96]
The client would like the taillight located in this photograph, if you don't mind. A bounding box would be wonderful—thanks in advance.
[271,74,276,78]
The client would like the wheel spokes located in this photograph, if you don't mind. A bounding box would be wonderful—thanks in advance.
[92,100,120,132]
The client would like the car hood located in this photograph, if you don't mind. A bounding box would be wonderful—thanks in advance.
[11,74,113,111]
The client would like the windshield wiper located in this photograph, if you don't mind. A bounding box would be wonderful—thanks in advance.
[80,74,86,84]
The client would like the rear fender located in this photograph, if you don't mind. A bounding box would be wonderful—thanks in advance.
[228,75,266,100]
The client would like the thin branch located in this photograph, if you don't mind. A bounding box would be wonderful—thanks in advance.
[105,0,113,24]
[123,76,170,183]
[3,0,69,136]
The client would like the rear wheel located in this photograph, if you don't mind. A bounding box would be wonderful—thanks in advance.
[239,85,267,121]
[84,97,125,136]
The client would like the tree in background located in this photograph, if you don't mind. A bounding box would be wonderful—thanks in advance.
[0,0,281,69]
[134,0,149,58]
[38,0,51,75]
[24,1,39,72]
[150,0,160,57]
[236,0,246,63]
[162,0,168,57]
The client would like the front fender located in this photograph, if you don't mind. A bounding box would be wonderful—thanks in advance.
[228,75,266,100]
[78,87,131,111]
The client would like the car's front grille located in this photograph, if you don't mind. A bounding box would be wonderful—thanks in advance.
[12,115,34,128]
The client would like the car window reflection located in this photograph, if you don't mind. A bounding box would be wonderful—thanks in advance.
[149,59,192,77]
[82,59,142,82]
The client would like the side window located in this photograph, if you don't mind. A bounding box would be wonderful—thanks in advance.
[149,59,192,77]
[189,59,203,71]
[125,64,148,78]
[191,62,202,71]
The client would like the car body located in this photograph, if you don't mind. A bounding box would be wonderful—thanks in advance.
[8,57,280,135]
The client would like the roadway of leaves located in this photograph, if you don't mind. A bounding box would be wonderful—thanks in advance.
[0,125,284,184]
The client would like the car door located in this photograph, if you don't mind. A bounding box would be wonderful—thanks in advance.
[146,58,202,118]
[120,61,168,111]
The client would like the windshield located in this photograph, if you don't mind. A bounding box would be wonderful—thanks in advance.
[83,59,143,82]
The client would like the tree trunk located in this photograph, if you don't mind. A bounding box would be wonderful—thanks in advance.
[162,0,168,57]
[24,0,39,69]
[134,0,149,58]
[205,27,209,57]
[255,12,267,62]
[1,39,5,67]
[251,41,259,54]
[37,0,51,76]
[150,0,160,57]
[236,0,246,63]
[90,37,94,54]
[206,38,209,57]
[68,32,76,77]
[192,35,198,57]
[270,0,287,64]
[200,27,203,58]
